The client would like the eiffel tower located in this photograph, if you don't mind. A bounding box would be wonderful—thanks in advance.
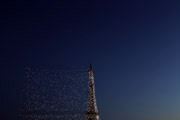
[85,65,100,120]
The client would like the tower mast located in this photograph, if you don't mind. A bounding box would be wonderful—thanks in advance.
[85,65,100,120]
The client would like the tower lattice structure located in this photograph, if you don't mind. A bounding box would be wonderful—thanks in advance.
[85,65,100,120]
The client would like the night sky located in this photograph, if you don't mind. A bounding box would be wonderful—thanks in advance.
[1,0,180,120]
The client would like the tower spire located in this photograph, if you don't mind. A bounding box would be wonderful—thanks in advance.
[85,65,100,120]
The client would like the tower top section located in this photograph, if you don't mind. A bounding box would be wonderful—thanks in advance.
[88,64,93,72]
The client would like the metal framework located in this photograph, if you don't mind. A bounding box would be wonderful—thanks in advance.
[85,65,100,120]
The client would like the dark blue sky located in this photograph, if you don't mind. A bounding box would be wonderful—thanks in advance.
[1,0,180,120]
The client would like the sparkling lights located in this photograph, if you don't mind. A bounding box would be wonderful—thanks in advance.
[20,66,89,120]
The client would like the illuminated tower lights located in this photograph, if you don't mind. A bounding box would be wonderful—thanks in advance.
[85,65,100,120]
